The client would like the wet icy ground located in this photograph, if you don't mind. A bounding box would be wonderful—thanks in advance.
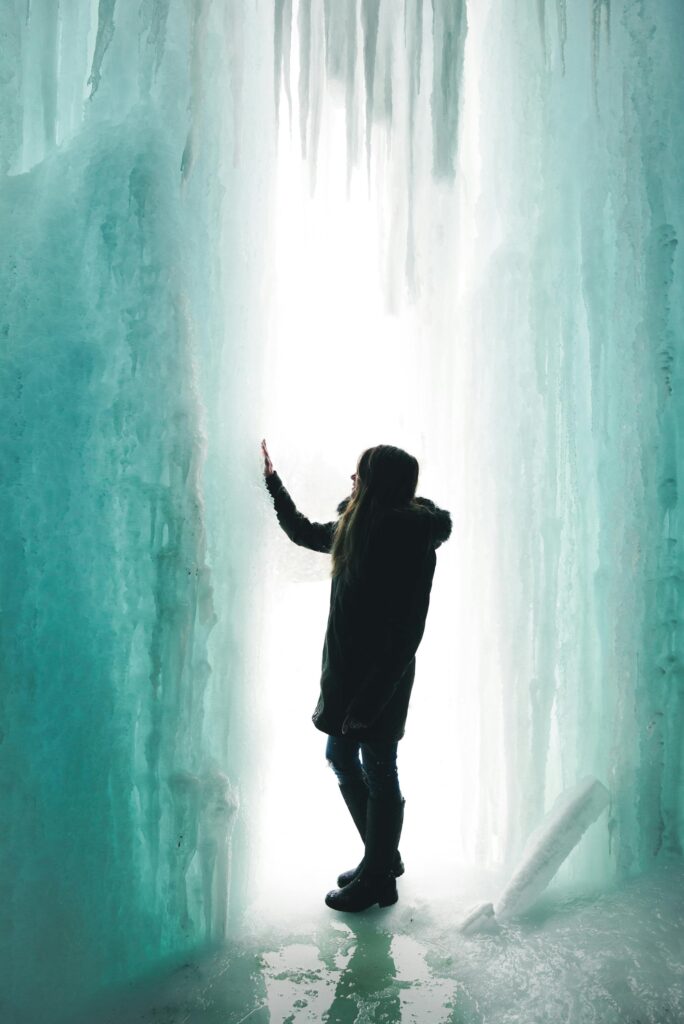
[71,861,684,1024]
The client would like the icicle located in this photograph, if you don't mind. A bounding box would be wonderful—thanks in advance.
[181,0,211,181]
[324,0,360,186]
[405,0,423,100]
[198,771,239,941]
[404,0,423,293]
[430,0,466,179]
[168,771,202,931]
[297,0,312,156]
[537,0,546,55]
[324,0,347,79]
[556,0,567,73]
[344,0,359,188]
[361,0,380,180]
[274,0,293,129]
[591,0,610,107]
[142,0,172,80]
[307,0,325,190]
[88,0,116,98]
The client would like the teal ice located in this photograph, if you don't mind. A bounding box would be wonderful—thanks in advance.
[1,2,683,1022]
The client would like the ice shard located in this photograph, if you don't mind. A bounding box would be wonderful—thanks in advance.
[494,778,610,921]
[460,778,609,931]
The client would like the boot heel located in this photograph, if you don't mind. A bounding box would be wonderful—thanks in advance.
[337,852,405,888]
[378,880,398,907]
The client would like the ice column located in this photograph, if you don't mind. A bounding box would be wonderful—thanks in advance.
[453,0,684,874]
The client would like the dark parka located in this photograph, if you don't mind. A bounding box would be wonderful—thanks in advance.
[265,471,452,741]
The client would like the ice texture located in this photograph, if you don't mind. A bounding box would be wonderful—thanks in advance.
[0,3,273,1021]
[494,778,610,921]
[72,862,684,1024]
[2,1,684,1022]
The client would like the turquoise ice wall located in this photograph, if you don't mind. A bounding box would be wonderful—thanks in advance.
[456,0,684,874]
[0,3,273,1020]
[1,1,684,1021]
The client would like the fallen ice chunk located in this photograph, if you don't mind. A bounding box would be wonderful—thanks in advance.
[494,776,609,921]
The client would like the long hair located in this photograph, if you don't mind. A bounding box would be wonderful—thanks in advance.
[331,445,420,579]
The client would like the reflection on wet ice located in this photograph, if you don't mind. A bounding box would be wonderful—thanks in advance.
[260,923,461,1023]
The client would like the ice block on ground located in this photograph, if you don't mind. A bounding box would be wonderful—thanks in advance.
[494,777,610,921]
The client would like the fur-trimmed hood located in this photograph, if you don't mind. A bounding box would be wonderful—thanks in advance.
[334,495,452,550]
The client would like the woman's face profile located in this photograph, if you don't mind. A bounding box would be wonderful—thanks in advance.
[351,460,361,497]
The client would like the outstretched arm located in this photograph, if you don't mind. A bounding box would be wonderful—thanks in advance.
[261,439,336,554]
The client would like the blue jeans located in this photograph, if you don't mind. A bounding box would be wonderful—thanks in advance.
[325,735,402,802]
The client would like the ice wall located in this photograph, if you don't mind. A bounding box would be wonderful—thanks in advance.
[0,3,273,1021]
[451,0,684,875]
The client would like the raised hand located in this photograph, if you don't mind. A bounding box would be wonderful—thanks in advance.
[261,438,274,477]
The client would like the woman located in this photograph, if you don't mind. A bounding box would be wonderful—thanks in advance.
[261,439,451,912]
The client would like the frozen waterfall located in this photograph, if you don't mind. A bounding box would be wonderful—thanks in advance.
[1,1,683,1021]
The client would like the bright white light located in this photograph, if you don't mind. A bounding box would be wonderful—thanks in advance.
[251,1,501,919]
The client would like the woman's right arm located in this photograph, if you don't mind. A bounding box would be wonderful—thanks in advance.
[261,440,335,553]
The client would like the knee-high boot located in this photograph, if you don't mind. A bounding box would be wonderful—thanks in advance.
[338,779,368,841]
[336,782,405,887]
[326,796,405,912]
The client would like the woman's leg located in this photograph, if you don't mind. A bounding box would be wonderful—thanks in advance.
[359,741,402,803]
[325,735,363,786]
[324,741,405,912]
[360,741,405,881]
[325,735,369,847]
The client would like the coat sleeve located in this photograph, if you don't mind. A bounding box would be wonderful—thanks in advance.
[265,471,336,553]
[345,520,428,725]
[413,497,452,547]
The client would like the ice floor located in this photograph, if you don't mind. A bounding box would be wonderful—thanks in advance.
[70,860,684,1024]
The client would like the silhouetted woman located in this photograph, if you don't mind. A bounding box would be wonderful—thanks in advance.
[261,439,451,912]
